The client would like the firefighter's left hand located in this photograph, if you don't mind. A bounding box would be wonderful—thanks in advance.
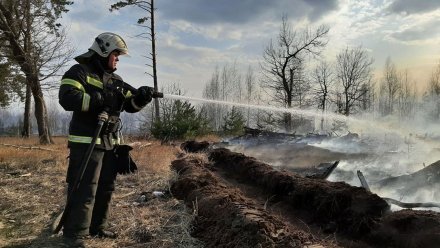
[134,86,153,106]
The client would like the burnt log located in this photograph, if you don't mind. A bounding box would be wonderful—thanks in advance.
[305,161,339,179]
[382,198,440,209]
[357,170,371,192]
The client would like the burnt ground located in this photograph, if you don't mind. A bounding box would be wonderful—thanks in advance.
[172,141,440,248]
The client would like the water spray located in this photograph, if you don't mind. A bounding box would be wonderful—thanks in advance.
[163,94,350,122]
[162,94,399,136]
[158,94,440,208]
[162,93,440,165]
[161,93,440,145]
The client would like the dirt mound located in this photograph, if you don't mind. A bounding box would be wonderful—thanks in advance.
[369,209,440,248]
[170,157,320,248]
[209,148,389,236]
[170,145,440,247]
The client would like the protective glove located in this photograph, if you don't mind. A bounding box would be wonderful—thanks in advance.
[134,86,153,107]
[97,111,109,122]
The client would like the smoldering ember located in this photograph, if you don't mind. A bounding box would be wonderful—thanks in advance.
[174,130,440,248]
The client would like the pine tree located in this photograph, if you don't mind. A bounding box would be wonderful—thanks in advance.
[223,107,245,135]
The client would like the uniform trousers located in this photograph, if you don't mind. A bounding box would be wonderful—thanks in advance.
[63,145,118,237]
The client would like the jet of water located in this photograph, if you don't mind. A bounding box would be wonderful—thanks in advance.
[164,94,350,121]
[163,94,440,149]
[163,94,388,133]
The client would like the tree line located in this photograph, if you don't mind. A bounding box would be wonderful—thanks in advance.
[167,16,440,137]
[1,5,440,141]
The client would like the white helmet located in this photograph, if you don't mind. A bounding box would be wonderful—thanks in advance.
[90,32,129,57]
[75,32,129,63]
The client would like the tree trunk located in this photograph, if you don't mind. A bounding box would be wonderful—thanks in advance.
[21,0,32,138]
[284,99,292,133]
[284,113,292,132]
[22,81,31,138]
[151,0,160,121]
[285,72,293,132]
[29,75,53,144]
[345,91,350,116]
[320,92,326,131]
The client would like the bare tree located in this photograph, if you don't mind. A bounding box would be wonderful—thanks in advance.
[379,57,400,115]
[425,61,440,119]
[261,15,329,131]
[203,66,222,130]
[397,70,417,120]
[244,65,256,126]
[428,60,440,95]
[335,46,374,116]
[291,60,310,108]
[0,0,73,143]
[311,60,334,130]
[359,80,375,112]
[221,61,241,102]
[110,0,160,120]
[203,63,243,130]
[244,66,256,102]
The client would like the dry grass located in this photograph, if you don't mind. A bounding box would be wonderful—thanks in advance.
[0,136,202,248]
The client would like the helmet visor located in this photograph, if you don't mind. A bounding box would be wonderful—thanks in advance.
[114,37,129,55]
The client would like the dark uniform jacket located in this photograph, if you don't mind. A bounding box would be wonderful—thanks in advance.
[59,59,145,150]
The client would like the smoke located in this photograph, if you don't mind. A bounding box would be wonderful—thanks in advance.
[172,92,440,210]
[225,114,440,211]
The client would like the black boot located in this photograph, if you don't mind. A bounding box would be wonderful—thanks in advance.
[89,229,117,239]
[62,235,86,248]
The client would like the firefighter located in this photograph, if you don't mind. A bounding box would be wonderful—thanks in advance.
[58,32,152,247]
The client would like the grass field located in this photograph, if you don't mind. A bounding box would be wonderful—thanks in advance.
[0,136,203,248]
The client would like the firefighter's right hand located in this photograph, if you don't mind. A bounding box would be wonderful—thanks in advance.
[98,111,109,122]
[91,91,123,112]
[102,91,116,110]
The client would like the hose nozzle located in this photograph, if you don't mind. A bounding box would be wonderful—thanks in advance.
[152,92,164,98]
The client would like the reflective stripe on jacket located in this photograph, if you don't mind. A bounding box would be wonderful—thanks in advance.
[68,135,121,145]
[59,61,142,150]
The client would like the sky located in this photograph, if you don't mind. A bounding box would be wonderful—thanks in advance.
[57,0,440,98]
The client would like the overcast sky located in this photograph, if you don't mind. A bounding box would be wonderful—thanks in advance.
[59,0,440,98]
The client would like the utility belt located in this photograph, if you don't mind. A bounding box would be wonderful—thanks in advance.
[102,115,121,134]
[67,135,136,174]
